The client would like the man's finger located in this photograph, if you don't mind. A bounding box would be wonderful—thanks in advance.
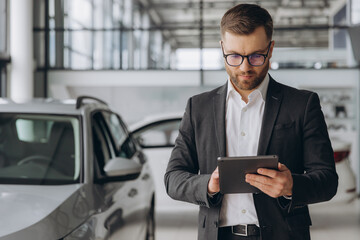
[245,178,279,198]
[212,167,219,178]
[278,163,288,172]
[246,175,289,198]
[248,181,274,196]
[246,174,273,186]
[257,168,278,178]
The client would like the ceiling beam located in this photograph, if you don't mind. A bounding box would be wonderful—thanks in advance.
[136,0,179,48]
[148,1,332,10]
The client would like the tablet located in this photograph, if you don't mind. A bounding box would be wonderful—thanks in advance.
[217,155,278,194]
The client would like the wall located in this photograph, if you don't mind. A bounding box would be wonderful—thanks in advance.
[48,69,359,121]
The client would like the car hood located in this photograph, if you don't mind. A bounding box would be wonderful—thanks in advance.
[0,184,81,237]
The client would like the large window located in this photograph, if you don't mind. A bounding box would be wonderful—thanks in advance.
[34,0,170,70]
[34,0,358,71]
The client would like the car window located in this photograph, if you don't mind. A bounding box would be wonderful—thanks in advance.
[0,114,81,185]
[120,136,137,159]
[101,111,137,159]
[134,120,181,148]
[102,112,127,148]
[92,111,138,180]
[92,112,114,179]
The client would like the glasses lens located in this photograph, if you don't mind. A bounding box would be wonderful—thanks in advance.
[248,54,265,66]
[227,55,243,66]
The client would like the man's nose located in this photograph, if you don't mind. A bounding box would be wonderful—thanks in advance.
[239,57,252,72]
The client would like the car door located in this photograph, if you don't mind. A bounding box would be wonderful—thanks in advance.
[91,111,147,240]
[101,111,153,236]
[132,118,197,212]
[92,111,152,240]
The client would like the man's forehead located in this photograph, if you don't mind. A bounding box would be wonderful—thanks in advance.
[222,27,268,41]
[222,30,269,53]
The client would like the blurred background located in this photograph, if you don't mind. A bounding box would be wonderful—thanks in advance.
[1,0,360,239]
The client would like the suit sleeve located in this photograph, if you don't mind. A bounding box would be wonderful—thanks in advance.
[164,98,216,208]
[288,92,338,211]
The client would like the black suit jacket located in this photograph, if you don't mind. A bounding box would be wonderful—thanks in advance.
[164,76,338,240]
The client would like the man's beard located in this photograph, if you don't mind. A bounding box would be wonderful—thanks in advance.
[228,61,269,91]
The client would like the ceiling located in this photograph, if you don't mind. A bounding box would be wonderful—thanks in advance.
[137,0,347,49]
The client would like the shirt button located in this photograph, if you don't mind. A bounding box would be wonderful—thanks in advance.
[241,131,246,136]
[243,108,247,112]
[242,209,247,214]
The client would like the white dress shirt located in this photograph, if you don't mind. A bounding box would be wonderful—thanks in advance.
[219,74,270,227]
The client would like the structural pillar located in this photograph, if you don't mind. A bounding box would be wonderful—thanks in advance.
[10,0,34,102]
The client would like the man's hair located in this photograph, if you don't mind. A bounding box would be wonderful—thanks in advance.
[220,4,273,40]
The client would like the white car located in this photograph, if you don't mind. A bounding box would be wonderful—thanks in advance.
[0,97,155,240]
[130,113,197,213]
[130,113,357,212]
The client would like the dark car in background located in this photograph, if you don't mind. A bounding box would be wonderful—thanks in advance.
[0,96,155,240]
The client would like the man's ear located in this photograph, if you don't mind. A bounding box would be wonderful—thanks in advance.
[268,40,275,59]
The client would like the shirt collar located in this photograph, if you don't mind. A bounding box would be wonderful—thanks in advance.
[226,74,269,102]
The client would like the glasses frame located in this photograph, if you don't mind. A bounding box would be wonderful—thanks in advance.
[221,41,272,67]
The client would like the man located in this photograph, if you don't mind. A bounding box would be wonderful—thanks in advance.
[164,3,338,240]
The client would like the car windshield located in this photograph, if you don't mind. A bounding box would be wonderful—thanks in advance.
[0,113,81,185]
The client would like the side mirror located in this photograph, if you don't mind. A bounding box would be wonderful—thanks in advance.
[103,157,142,181]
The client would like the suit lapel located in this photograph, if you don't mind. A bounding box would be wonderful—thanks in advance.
[257,77,283,155]
[213,83,227,157]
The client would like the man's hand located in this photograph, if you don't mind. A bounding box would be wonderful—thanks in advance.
[208,167,220,194]
[245,163,293,198]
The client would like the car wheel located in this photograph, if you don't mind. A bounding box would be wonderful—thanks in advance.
[145,200,155,240]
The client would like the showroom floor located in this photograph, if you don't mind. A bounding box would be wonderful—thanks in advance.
[155,198,360,240]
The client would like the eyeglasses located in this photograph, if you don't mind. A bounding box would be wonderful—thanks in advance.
[221,41,272,67]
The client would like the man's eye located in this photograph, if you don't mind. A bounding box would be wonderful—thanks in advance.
[250,54,262,59]
[229,55,242,59]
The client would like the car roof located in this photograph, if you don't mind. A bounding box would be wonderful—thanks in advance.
[0,97,109,115]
